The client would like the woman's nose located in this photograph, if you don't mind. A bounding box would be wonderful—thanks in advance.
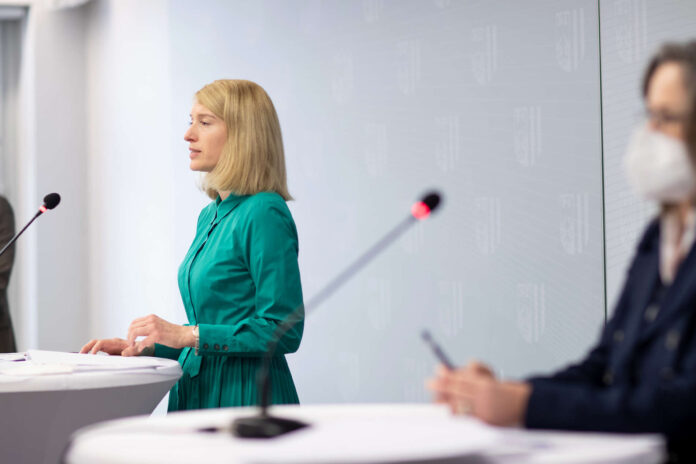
[184,125,196,142]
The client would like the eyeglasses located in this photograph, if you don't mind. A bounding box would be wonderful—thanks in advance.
[643,108,691,128]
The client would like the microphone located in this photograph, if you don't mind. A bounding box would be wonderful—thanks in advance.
[0,193,61,258]
[231,190,443,439]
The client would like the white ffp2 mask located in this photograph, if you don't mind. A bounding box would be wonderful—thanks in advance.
[624,125,696,202]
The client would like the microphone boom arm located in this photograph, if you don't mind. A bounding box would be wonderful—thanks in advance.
[232,191,441,439]
[0,210,41,259]
[257,215,417,415]
[0,193,61,259]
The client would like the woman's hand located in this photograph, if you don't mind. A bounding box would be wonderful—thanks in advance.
[123,314,195,356]
[79,338,129,355]
[426,361,531,426]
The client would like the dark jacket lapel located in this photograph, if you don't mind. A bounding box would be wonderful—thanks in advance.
[619,241,660,351]
[639,232,696,343]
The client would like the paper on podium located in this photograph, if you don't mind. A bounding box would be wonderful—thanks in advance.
[23,350,174,372]
[0,363,76,376]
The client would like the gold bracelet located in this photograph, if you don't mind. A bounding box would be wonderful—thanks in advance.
[193,325,200,354]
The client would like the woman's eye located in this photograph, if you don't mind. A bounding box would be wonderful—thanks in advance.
[200,121,210,126]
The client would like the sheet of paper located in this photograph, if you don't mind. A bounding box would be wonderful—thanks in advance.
[25,350,173,371]
[0,352,26,362]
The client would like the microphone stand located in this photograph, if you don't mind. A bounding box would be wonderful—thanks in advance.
[0,193,61,258]
[0,210,42,258]
[233,192,441,438]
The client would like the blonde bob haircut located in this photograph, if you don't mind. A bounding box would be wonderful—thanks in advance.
[195,79,292,201]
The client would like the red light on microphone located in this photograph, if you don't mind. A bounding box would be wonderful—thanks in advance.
[39,205,47,213]
[411,201,431,220]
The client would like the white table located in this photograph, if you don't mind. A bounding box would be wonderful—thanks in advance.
[65,403,665,464]
[0,350,182,464]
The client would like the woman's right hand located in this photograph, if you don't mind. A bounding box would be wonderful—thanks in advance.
[79,338,129,355]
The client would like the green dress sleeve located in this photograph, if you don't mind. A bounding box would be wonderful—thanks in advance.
[197,199,304,356]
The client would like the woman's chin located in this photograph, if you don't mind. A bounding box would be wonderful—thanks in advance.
[190,161,213,173]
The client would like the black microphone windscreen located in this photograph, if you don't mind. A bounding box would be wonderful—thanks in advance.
[421,191,441,213]
[43,193,61,210]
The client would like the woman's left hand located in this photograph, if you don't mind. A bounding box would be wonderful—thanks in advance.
[123,314,194,355]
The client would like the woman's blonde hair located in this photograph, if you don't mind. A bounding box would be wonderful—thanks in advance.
[195,79,292,201]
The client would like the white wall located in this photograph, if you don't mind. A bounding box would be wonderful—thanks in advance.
[7,4,89,350]
[84,0,196,340]
[33,5,89,351]
[9,0,192,351]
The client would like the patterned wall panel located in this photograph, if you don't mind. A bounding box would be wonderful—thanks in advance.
[168,0,605,403]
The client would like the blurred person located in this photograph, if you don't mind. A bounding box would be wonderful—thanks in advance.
[0,195,16,353]
[427,41,696,462]
[81,80,304,411]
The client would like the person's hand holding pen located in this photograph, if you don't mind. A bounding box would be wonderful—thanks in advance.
[426,361,531,426]
[426,361,494,408]
[421,330,531,425]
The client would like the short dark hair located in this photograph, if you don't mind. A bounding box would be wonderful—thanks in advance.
[642,41,696,157]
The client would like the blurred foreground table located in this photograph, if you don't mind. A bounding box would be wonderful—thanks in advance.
[65,403,664,464]
[0,350,181,464]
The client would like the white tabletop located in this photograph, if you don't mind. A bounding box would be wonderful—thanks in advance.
[65,403,665,464]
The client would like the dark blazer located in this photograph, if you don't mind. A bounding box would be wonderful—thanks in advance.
[0,196,16,353]
[525,218,696,459]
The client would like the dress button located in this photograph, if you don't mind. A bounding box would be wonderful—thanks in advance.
[222,345,228,351]
[665,331,681,350]
[661,366,675,381]
[214,344,220,350]
[203,343,210,350]
[613,330,624,343]
[602,370,614,386]
[644,305,659,322]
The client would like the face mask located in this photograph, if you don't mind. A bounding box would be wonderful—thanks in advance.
[624,125,696,202]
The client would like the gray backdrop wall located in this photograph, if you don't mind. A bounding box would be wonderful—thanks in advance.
[167,0,606,403]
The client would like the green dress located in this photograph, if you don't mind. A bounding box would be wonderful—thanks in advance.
[154,192,304,411]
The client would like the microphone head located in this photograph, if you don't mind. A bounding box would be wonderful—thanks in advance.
[411,191,442,220]
[421,192,441,212]
[43,193,61,210]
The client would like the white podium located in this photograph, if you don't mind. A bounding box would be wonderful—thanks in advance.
[65,403,665,464]
[0,350,181,464]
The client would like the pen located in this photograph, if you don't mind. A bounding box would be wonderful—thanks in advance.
[421,329,455,369]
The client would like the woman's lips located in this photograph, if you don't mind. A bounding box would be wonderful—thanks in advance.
[189,150,201,159]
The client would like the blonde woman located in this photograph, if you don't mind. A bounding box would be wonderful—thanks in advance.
[81,80,304,410]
